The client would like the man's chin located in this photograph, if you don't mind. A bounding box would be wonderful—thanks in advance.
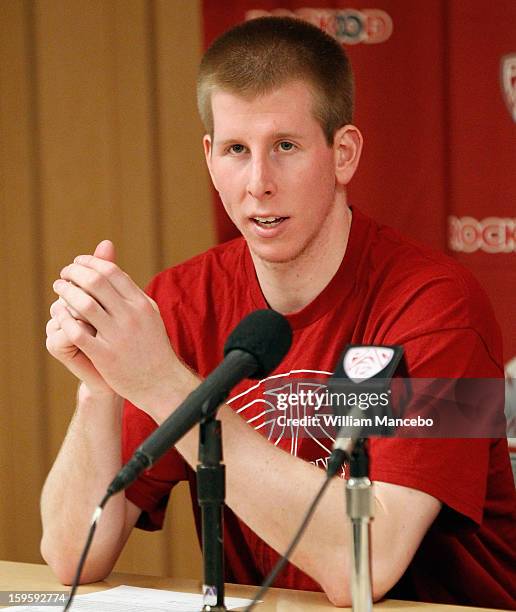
[248,242,305,267]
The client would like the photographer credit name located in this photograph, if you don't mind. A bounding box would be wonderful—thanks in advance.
[276,414,434,428]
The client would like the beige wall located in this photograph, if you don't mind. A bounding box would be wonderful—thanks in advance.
[0,0,214,579]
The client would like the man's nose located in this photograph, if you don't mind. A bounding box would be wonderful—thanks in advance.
[247,154,276,200]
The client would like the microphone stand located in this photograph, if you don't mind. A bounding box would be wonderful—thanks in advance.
[197,414,226,611]
[346,438,373,612]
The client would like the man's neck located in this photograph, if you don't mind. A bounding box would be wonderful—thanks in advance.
[250,201,352,315]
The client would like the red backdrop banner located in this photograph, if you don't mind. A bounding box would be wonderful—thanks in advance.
[201,1,516,374]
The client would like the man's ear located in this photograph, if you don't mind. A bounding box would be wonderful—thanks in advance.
[333,124,363,186]
[203,134,218,191]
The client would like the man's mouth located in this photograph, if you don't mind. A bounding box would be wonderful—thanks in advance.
[251,216,287,227]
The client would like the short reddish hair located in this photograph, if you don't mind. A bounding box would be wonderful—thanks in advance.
[197,16,354,146]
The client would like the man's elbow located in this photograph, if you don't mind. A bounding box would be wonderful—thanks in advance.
[323,584,351,608]
[319,561,398,607]
[321,582,386,608]
[40,537,112,586]
[317,559,352,607]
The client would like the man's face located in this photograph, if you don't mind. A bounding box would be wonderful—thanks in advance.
[204,81,343,266]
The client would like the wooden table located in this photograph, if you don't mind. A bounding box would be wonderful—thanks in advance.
[0,561,508,611]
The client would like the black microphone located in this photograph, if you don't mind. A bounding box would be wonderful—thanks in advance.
[108,309,292,495]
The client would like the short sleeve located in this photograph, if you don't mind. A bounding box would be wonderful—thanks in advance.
[369,324,503,528]
[369,437,490,527]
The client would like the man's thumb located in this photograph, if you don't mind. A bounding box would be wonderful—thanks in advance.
[93,239,116,262]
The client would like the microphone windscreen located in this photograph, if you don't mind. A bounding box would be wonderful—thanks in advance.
[224,309,292,379]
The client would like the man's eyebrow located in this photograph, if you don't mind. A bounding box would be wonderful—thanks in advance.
[272,132,305,141]
[214,138,242,147]
[214,132,305,146]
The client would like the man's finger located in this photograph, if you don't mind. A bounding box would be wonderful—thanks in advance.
[70,255,143,301]
[68,318,97,337]
[47,318,96,347]
[51,296,85,322]
[59,263,125,314]
[50,299,73,321]
[53,279,109,329]
[50,297,82,322]
[93,239,116,262]
[59,297,83,320]
[46,317,61,335]
[55,308,97,356]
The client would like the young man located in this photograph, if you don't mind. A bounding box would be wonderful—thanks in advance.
[41,17,515,608]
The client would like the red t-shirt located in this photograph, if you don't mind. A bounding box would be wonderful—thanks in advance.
[122,207,516,608]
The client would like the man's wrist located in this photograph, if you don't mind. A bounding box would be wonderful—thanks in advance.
[77,382,121,407]
[141,368,200,424]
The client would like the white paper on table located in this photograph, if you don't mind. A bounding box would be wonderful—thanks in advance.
[0,584,256,611]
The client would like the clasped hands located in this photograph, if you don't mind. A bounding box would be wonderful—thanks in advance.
[46,240,196,421]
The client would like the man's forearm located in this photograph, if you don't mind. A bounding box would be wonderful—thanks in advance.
[174,404,351,604]
[173,402,440,607]
[40,385,131,584]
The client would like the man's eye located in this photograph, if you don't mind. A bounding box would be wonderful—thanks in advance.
[278,141,295,151]
[228,144,246,154]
